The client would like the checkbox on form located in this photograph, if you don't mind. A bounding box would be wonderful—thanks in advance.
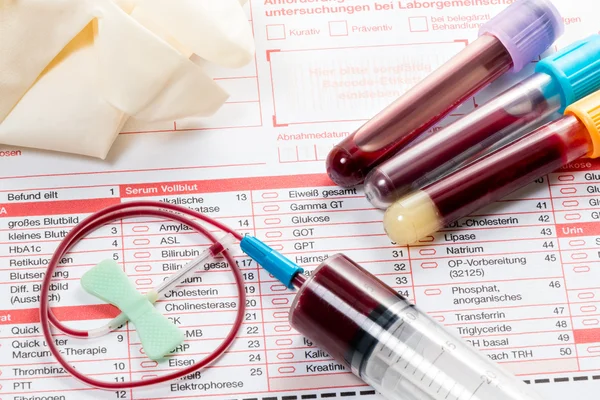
[409,16,429,32]
[329,20,348,36]
[266,24,286,40]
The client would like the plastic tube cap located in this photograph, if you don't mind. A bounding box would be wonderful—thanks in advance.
[479,0,564,72]
[565,91,600,158]
[240,236,303,288]
[536,35,600,112]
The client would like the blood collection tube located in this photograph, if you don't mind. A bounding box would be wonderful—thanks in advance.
[365,35,600,209]
[325,0,563,188]
[383,91,600,246]
[288,254,542,400]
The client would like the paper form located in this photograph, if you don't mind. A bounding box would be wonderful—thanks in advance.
[1,0,599,398]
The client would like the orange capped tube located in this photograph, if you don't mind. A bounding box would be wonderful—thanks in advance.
[384,90,600,246]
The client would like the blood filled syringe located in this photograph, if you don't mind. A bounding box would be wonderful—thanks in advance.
[326,0,563,187]
[365,35,600,209]
[384,90,600,246]
[241,237,543,400]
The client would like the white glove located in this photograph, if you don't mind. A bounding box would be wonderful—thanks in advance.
[0,0,254,158]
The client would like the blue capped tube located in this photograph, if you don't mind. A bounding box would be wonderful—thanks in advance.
[365,34,600,209]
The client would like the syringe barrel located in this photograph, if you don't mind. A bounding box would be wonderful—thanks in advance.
[384,115,591,245]
[325,0,563,188]
[289,254,541,400]
[364,73,561,209]
[289,254,400,370]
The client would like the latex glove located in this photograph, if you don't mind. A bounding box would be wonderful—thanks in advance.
[0,0,254,158]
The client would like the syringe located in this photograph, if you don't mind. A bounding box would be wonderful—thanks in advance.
[364,35,600,209]
[51,202,545,393]
[241,237,542,400]
[384,90,600,246]
[325,0,563,187]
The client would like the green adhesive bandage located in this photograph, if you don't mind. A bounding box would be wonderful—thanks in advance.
[81,260,184,360]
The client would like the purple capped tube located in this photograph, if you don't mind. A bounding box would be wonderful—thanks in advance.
[325,0,563,188]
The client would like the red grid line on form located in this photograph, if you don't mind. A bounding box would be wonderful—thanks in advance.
[250,189,272,392]
[551,177,580,369]
[120,216,135,392]
[0,162,267,181]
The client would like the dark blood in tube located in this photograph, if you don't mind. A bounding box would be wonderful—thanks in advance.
[326,35,513,187]
[425,116,591,225]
